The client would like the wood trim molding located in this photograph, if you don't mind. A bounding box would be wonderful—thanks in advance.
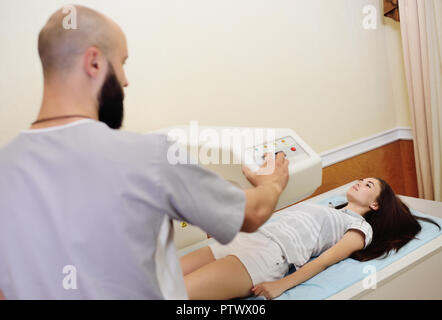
[308,139,418,199]
[287,127,419,203]
[320,127,413,167]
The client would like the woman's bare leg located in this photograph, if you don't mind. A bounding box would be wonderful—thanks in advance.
[184,255,253,300]
[180,246,216,276]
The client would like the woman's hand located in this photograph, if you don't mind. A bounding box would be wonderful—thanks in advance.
[251,280,286,300]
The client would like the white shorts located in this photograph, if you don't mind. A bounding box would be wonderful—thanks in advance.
[208,231,289,286]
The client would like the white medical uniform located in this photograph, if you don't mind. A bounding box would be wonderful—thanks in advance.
[0,119,245,299]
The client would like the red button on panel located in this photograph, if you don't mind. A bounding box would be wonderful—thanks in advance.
[291,147,296,151]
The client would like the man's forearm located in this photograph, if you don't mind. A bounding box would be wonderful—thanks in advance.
[253,182,281,215]
[242,182,281,232]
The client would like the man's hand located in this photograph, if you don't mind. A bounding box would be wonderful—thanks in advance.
[242,152,289,193]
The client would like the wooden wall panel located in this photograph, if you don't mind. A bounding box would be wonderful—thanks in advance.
[399,140,419,197]
[307,139,418,200]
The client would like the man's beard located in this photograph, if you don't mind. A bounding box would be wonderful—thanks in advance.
[98,63,124,129]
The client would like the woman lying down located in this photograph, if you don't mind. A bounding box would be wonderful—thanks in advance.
[180,177,440,300]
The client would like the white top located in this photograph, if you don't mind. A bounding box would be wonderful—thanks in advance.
[260,202,373,268]
[0,120,245,299]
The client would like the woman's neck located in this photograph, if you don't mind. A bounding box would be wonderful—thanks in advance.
[343,202,369,217]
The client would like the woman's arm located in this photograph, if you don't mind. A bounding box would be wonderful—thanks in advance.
[252,229,366,299]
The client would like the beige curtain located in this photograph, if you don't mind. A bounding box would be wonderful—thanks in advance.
[399,0,442,201]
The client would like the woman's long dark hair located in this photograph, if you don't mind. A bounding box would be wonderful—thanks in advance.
[335,178,440,261]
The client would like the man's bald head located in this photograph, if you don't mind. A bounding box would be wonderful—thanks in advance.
[36,5,129,129]
[38,5,124,78]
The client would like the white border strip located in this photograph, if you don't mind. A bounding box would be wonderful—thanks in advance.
[320,127,413,168]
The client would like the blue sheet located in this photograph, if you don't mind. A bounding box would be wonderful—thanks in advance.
[179,195,442,300]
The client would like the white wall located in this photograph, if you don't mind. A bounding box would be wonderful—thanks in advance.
[0,0,410,153]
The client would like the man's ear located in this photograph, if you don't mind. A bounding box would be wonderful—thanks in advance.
[84,47,103,78]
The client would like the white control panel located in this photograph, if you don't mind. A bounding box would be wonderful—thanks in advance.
[153,125,322,249]
[249,135,308,167]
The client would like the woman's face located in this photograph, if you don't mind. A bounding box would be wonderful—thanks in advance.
[346,178,382,211]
